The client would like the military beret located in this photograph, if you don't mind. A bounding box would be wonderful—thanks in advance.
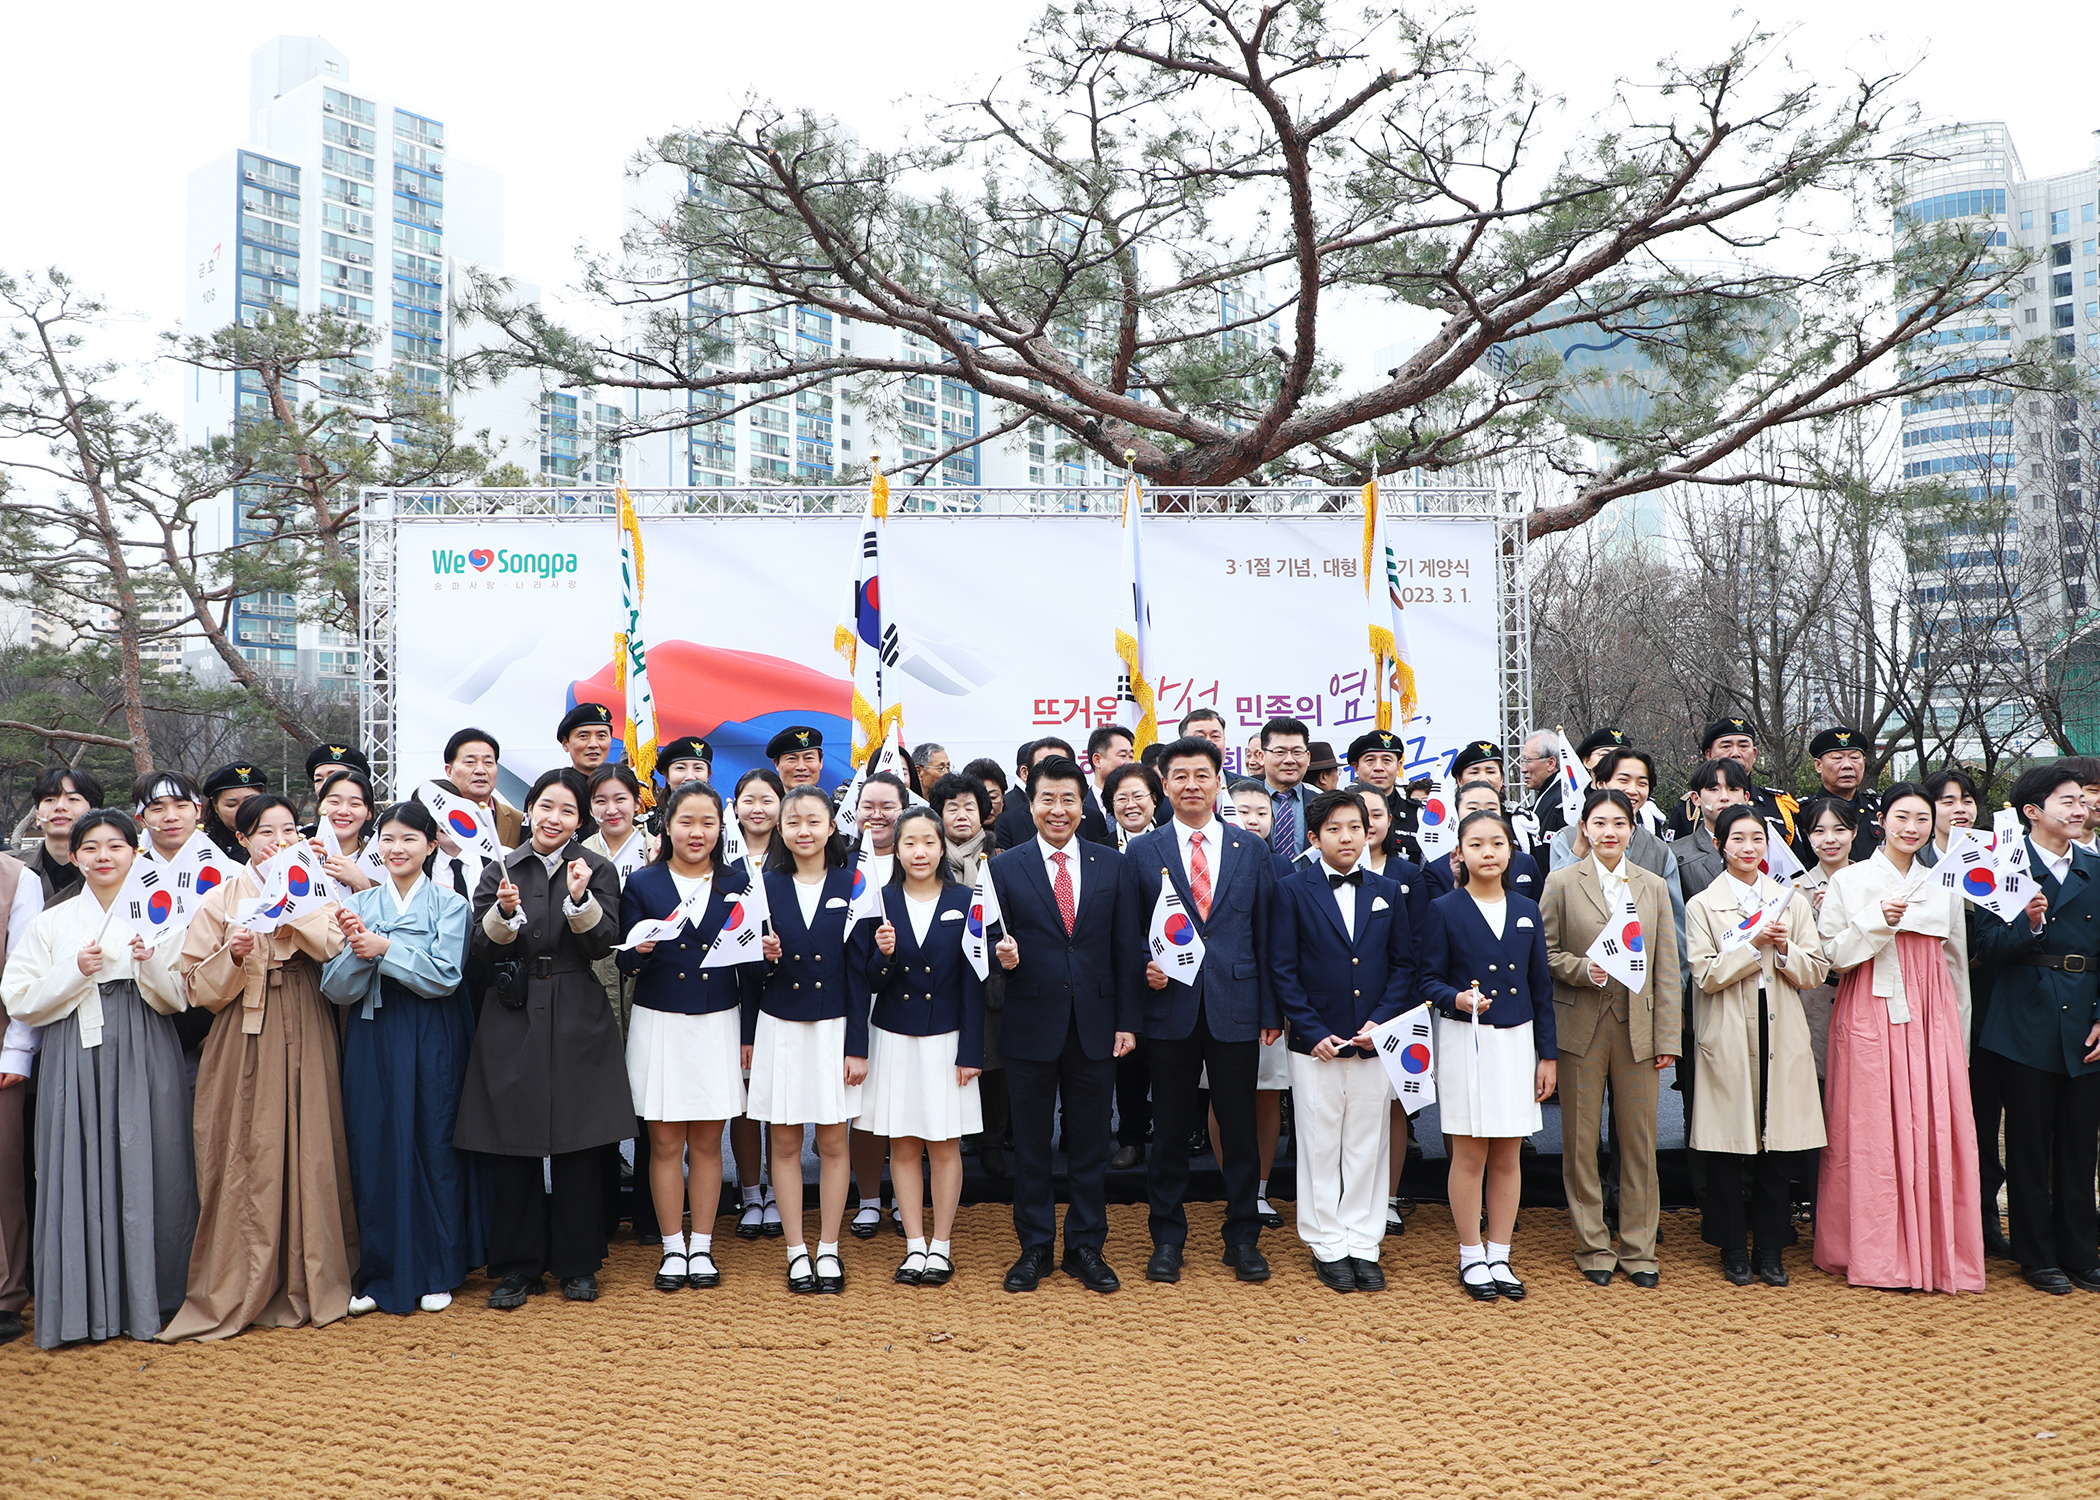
[1346,729,1406,763]
[304,741,370,778]
[1810,726,1865,758]
[556,702,615,742]
[1450,740,1502,775]
[661,735,713,768]
[1574,727,1629,760]
[201,763,271,796]
[766,725,824,759]
[1699,716,1754,753]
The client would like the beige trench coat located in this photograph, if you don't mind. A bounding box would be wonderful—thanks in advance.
[1685,873,1831,1155]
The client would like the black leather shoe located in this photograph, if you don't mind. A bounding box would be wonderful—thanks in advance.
[1314,1257,1356,1294]
[654,1250,689,1292]
[1720,1251,1753,1287]
[786,1249,817,1294]
[1061,1244,1120,1293]
[1004,1243,1054,1293]
[1223,1244,1272,1283]
[1626,1271,1659,1289]
[1983,1219,2017,1261]
[1348,1257,1385,1292]
[487,1274,544,1310]
[918,1249,954,1287]
[1581,1269,1613,1287]
[686,1251,721,1289]
[1145,1243,1184,1283]
[1755,1250,1790,1288]
[0,1310,23,1345]
[2066,1267,2100,1293]
[814,1251,844,1294]
[2026,1267,2075,1295]
[560,1275,599,1302]
[1459,1269,1498,1302]
[1110,1143,1143,1172]
[1486,1260,1524,1300]
[1258,1202,1284,1230]
[847,1206,882,1240]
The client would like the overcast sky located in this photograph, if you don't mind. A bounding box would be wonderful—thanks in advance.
[6,0,2100,416]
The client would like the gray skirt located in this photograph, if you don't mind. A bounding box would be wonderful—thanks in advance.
[33,980,198,1348]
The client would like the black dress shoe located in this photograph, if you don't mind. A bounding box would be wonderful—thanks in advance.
[487,1274,544,1309]
[847,1206,882,1240]
[1314,1257,1356,1294]
[814,1251,845,1294]
[1145,1243,1184,1283]
[1110,1143,1143,1172]
[1222,1244,1272,1283]
[1348,1257,1385,1292]
[1061,1244,1120,1293]
[0,1310,24,1345]
[1581,1269,1613,1287]
[686,1251,721,1289]
[1983,1220,2018,1261]
[655,1250,689,1292]
[786,1249,817,1294]
[1486,1260,1524,1300]
[1459,1269,1498,1302]
[1754,1250,1790,1288]
[1626,1271,1659,1289]
[2066,1267,2100,1293]
[919,1250,954,1286]
[560,1275,599,1302]
[2026,1267,2075,1295]
[1720,1251,1753,1287]
[1258,1203,1284,1230]
[1004,1244,1053,1293]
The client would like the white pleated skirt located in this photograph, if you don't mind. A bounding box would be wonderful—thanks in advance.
[1433,1016,1543,1138]
[747,1012,862,1126]
[626,1005,745,1122]
[856,1026,982,1141]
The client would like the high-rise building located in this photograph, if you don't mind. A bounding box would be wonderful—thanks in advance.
[183,36,507,689]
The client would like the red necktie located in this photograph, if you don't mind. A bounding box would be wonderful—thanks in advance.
[1051,850,1076,935]
[1189,831,1212,921]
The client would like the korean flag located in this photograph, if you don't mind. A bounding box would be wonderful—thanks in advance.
[963,858,1002,981]
[1146,870,1207,983]
[701,876,770,968]
[1585,893,1649,991]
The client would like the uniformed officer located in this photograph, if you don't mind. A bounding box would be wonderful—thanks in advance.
[1666,716,1799,845]
[198,762,273,861]
[557,702,617,774]
[1346,729,1421,861]
[1794,727,1880,862]
[304,742,373,802]
[767,725,828,790]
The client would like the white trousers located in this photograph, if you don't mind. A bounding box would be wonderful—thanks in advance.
[1290,1051,1393,1263]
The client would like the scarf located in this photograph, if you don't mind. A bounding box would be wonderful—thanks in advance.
[944,829,989,886]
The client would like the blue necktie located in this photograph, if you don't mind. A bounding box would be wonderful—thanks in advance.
[1272,791,1297,854]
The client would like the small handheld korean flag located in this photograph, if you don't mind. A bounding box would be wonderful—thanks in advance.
[1586,893,1649,991]
[1555,730,1591,826]
[1146,869,1207,982]
[1757,824,1806,884]
[419,782,506,862]
[165,831,231,932]
[243,843,334,931]
[1717,881,1793,955]
[1414,776,1457,859]
[847,842,885,927]
[701,877,770,968]
[1942,834,2032,924]
[1369,1003,1437,1114]
[963,858,1002,980]
[1990,807,2028,876]
[109,859,180,947]
[834,760,869,842]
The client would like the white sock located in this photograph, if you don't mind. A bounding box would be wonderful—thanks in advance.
[858,1197,880,1212]
[906,1236,928,1255]
[691,1233,712,1256]
[817,1240,839,1259]
[786,1241,807,1259]
[1487,1239,1511,1265]
[741,1185,763,1207]
[929,1238,951,1259]
[662,1233,687,1255]
[1258,1178,1269,1198]
[1459,1243,1491,1285]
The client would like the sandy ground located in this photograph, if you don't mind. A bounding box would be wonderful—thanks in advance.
[3,1202,2095,1500]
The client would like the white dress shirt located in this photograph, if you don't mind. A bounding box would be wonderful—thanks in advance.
[1319,859,1359,940]
[1039,835,1082,910]
[1175,815,1223,899]
[2032,837,2072,888]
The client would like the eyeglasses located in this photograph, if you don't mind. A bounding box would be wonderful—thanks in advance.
[1266,747,1309,760]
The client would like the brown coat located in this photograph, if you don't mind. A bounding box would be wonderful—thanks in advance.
[1540,857,1682,1061]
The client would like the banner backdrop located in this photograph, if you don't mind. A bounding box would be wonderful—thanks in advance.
[393,514,1504,798]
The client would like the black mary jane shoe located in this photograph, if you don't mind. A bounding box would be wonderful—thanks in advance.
[815,1250,846,1295]
[1459,1268,1499,1303]
[686,1251,721,1290]
[895,1251,927,1286]
[918,1250,954,1287]
[736,1202,766,1240]
[560,1275,600,1302]
[1486,1260,1525,1301]
[487,1274,545,1310]
[760,1192,784,1239]
[1258,1201,1284,1230]
[786,1250,818,1295]
[848,1206,882,1240]
[654,1250,689,1292]
[1720,1251,1753,1287]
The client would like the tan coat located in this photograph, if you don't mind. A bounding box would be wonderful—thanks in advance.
[1540,857,1682,1061]
[1684,873,1831,1155]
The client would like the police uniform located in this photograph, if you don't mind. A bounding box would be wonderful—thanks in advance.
[1793,727,1881,863]
[1345,730,1421,862]
[1665,717,1799,845]
[646,737,715,843]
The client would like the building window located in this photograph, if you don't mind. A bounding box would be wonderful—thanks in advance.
[2055,304,2075,329]
[2053,209,2072,234]
[2022,210,2036,230]
[2026,307,2039,324]
[2055,243,2074,268]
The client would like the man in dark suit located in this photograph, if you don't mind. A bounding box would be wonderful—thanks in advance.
[990,757,1143,1293]
[1260,716,1318,857]
[993,737,1112,851]
[1124,736,1280,1285]
[1970,764,2100,1296]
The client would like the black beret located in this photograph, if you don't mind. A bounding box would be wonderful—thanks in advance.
[1450,740,1502,775]
[661,735,713,767]
[766,725,824,759]
[201,763,271,796]
[304,741,370,778]
[557,702,615,742]
[1810,726,1865,758]
[1574,727,1629,760]
[1699,716,1754,753]
[1346,729,1406,763]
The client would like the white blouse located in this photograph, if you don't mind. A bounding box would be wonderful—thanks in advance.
[1,889,188,1046]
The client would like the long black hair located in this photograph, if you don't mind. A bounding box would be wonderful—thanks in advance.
[886,806,961,887]
[767,784,850,873]
[652,781,725,869]
[68,808,140,855]
[316,768,378,844]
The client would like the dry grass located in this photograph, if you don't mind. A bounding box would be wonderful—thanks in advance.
[3,1203,2094,1499]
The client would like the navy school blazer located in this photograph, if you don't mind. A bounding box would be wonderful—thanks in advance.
[1268,863,1417,1057]
[985,837,1143,1063]
[615,860,761,1019]
[1422,848,1543,905]
[1122,820,1280,1041]
[1416,888,1557,1058]
[850,883,987,1070]
[757,866,872,1056]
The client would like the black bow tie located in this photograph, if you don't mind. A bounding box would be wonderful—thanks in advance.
[1327,870,1363,889]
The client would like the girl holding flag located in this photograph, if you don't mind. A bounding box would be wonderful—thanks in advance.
[616,782,762,1292]
[165,793,353,1340]
[320,800,486,1316]
[1,810,197,1348]
[312,769,381,894]
[755,786,868,1294]
[1417,808,1556,1302]
[1683,805,1829,1288]
[852,807,984,1286]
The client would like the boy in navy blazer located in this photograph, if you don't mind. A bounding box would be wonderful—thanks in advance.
[1125,737,1280,1285]
[1270,790,1417,1293]
[989,758,1143,1293]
